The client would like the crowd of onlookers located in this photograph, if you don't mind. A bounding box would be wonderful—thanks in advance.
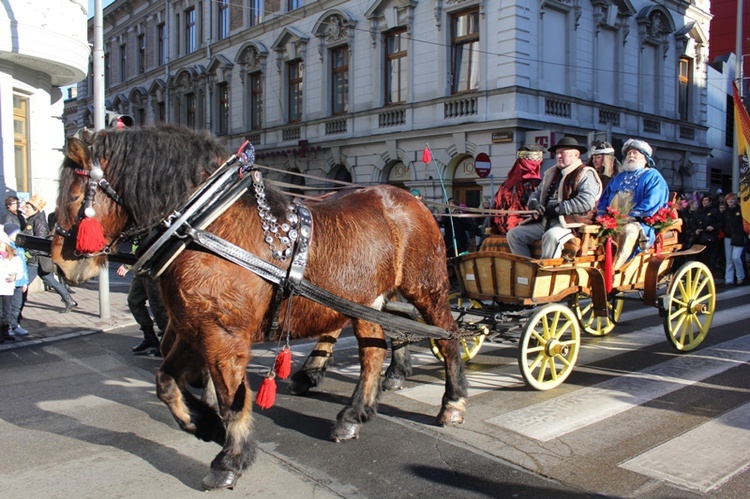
[676,189,748,285]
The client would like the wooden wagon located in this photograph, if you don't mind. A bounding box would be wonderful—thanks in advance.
[444,218,716,390]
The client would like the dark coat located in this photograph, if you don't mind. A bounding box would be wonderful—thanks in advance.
[22,210,51,266]
[723,204,747,246]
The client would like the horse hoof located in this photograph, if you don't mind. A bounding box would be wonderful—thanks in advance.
[286,378,312,396]
[330,421,361,442]
[437,398,467,427]
[381,375,404,391]
[202,470,240,490]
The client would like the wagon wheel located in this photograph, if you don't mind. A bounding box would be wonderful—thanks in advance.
[570,292,624,336]
[518,303,581,391]
[430,292,486,363]
[663,261,715,352]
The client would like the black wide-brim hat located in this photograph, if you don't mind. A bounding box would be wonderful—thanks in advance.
[548,136,588,154]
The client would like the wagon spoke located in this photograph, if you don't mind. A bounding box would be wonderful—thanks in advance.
[549,361,559,380]
[668,305,687,322]
[531,329,546,344]
[529,352,544,370]
[536,358,550,383]
[555,354,572,368]
[671,311,688,332]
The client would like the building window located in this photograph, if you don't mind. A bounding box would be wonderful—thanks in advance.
[104,53,110,89]
[451,8,479,94]
[678,57,691,121]
[218,0,230,40]
[250,0,263,26]
[331,46,349,115]
[288,0,301,10]
[185,7,196,54]
[138,34,146,74]
[137,108,146,125]
[120,43,127,82]
[217,83,229,134]
[158,23,167,65]
[13,94,30,192]
[288,60,303,123]
[158,102,166,123]
[186,92,196,128]
[385,28,407,105]
[249,72,263,130]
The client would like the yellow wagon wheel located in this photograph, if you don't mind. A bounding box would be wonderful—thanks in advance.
[570,292,624,336]
[663,261,715,351]
[430,292,486,363]
[518,303,581,391]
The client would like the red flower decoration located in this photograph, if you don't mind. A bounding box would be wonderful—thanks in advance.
[643,202,678,232]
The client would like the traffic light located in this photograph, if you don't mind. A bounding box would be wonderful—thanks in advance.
[105,111,134,129]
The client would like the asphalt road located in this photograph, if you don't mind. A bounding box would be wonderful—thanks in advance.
[2,285,750,498]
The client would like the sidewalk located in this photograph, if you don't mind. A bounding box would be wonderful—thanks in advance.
[0,262,137,351]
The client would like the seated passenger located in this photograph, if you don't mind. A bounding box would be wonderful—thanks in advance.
[596,139,670,269]
[586,140,622,191]
[493,144,543,235]
[507,137,602,259]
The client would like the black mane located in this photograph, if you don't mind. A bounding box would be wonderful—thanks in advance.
[91,125,227,227]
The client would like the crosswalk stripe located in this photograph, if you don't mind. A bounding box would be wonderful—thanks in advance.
[620,402,750,493]
[486,331,750,442]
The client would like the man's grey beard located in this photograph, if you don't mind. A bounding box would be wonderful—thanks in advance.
[622,157,646,172]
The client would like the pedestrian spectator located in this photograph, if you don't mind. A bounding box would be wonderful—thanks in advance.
[694,194,720,270]
[507,137,602,259]
[3,196,25,227]
[3,223,29,337]
[585,140,622,191]
[478,198,493,245]
[442,198,472,256]
[721,193,747,285]
[596,139,670,269]
[0,231,24,343]
[716,202,728,271]
[680,198,700,249]
[116,263,168,356]
[21,193,78,313]
[493,144,543,235]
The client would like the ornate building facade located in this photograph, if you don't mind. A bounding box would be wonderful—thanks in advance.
[64,0,720,206]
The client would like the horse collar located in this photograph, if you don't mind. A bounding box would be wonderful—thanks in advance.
[251,169,304,262]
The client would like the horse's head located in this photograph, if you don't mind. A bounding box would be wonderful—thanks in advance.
[52,131,128,283]
[52,125,229,284]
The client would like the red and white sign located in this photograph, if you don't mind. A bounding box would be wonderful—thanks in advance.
[474,153,491,178]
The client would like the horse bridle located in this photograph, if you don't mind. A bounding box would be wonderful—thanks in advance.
[55,159,144,257]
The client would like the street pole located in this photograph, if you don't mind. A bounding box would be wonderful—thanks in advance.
[733,0,744,195]
[93,0,110,319]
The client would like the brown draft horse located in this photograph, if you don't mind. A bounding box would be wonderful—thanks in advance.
[51,126,468,490]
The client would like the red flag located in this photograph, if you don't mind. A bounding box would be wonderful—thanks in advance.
[422,147,432,164]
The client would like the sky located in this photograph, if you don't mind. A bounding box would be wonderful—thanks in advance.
[88,0,117,19]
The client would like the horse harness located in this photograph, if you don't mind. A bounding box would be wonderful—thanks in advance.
[68,140,454,342]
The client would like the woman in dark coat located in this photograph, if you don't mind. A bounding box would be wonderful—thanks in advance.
[694,194,721,269]
[722,193,747,284]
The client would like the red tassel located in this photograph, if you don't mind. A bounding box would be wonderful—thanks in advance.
[604,237,613,294]
[255,374,277,409]
[274,346,292,380]
[76,217,107,253]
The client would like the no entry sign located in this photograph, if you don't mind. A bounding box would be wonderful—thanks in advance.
[474,153,491,178]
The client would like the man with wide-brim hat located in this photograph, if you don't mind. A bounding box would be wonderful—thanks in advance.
[507,136,602,260]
